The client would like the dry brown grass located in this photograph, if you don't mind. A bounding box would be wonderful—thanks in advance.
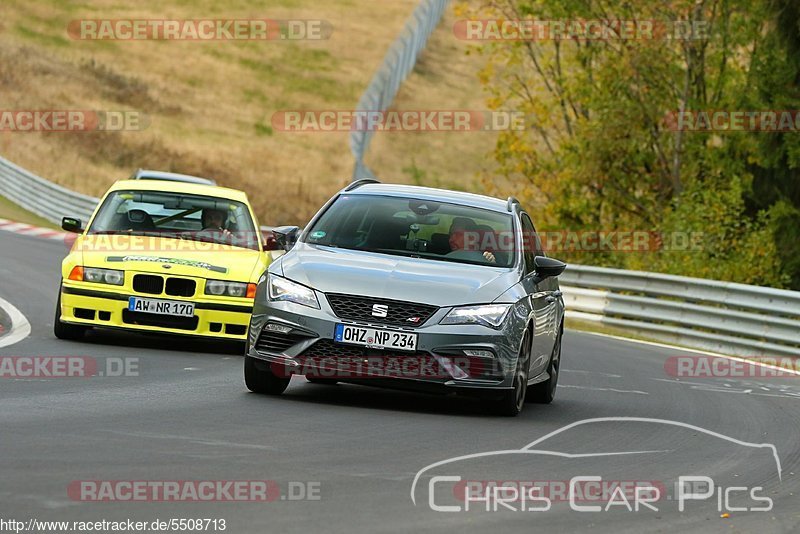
[1,0,499,225]
[364,6,500,194]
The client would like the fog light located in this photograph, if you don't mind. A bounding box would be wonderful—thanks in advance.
[264,323,292,334]
[463,349,494,359]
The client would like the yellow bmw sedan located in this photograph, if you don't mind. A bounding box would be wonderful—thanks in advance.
[55,176,276,342]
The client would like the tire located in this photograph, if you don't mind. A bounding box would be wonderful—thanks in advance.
[306,377,338,385]
[492,330,532,417]
[53,290,88,341]
[244,355,291,395]
[527,323,562,404]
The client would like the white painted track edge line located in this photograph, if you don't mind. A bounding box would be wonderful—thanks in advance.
[567,328,800,376]
[0,296,32,349]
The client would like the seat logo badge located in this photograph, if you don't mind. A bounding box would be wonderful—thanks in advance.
[371,304,389,318]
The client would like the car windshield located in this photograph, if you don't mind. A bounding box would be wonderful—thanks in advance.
[304,194,516,267]
[88,190,260,251]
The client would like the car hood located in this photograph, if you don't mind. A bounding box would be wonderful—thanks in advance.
[278,244,518,306]
[74,234,263,281]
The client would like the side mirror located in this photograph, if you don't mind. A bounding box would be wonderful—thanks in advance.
[261,229,281,251]
[62,216,83,233]
[272,225,300,251]
[532,256,566,281]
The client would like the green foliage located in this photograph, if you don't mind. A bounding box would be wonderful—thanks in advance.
[402,160,428,186]
[402,160,468,191]
[466,0,798,288]
[254,121,274,137]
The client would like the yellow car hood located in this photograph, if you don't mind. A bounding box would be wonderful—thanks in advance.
[74,234,264,281]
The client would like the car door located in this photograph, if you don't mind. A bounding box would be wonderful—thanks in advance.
[518,213,556,377]
[530,219,561,354]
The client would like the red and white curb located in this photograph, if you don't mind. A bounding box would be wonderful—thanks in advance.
[0,218,67,240]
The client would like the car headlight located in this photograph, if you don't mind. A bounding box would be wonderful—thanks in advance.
[79,267,124,286]
[439,304,512,328]
[205,280,257,298]
[267,274,319,309]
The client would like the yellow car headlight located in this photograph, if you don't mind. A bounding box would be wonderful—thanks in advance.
[70,266,124,286]
[205,280,256,298]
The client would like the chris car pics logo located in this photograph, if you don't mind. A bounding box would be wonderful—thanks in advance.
[410,417,780,514]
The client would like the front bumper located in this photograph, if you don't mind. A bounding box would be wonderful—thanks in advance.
[59,283,252,340]
[247,297,526,392]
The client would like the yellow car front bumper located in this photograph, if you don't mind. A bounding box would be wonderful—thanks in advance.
[59,282,252,340]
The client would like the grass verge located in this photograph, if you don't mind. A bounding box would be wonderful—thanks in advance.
[0,195,59,229]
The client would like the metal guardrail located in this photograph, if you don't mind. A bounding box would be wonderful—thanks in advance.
[0,155,277,245]
[561,265,800,358]
[0,155,99,225]
[350,0,450,179]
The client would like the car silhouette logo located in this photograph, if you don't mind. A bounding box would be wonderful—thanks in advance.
[371,304,389,317]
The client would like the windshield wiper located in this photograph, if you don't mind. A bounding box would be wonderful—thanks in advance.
[318,244,508,267]
[367,248,423,259]
[323,245,431,260]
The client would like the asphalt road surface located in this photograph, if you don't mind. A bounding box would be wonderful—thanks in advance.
[1,230,799,533]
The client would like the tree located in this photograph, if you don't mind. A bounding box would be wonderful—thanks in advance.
[465,0,792,287]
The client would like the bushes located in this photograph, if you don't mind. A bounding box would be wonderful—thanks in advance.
[468,0,799,288]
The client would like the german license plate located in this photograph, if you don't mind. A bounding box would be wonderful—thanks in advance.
[334,324,417,352]
[128,297,195,317]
